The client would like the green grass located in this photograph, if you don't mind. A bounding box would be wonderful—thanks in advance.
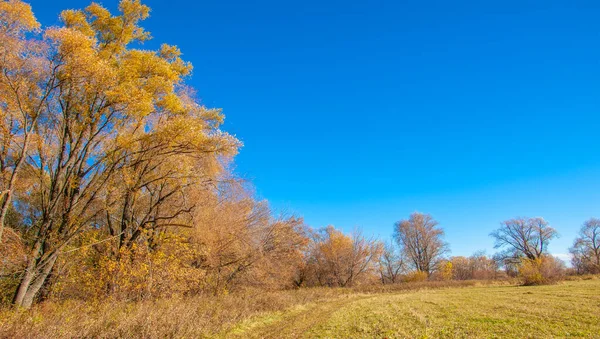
[225,280,600,338]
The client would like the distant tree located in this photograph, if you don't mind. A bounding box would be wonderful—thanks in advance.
[449,252,499,280]
[569,218,600,274]
[377,241,405,284]
[469,251,499,280]
[394,212,449,276]
[490,217,558,263]
[305,226,381,287]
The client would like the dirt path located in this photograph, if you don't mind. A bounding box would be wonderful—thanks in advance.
[220,294,375,338]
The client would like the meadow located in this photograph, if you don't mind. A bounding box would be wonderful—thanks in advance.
[1,278,599,338]
[2,2,600,339]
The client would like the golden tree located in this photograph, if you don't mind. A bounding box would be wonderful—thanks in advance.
[1,0,239,307]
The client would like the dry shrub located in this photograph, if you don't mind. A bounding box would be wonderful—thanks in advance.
[430,261,454,281]
[403,270,428,283]
[519,255,566,285]
[563,274,600,281]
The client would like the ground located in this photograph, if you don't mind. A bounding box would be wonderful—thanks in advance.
[2,279,599,338]
[222,280,600,338]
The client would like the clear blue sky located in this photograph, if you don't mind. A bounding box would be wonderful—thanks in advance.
[30,0,600,261]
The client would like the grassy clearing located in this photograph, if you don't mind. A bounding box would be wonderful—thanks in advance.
[226,280,600,339]
[1,279,599,338]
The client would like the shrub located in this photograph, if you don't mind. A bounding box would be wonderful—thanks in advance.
[519,255,565,285]
[404,270,428,282]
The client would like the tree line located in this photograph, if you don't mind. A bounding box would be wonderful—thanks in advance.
[0,0,598,308]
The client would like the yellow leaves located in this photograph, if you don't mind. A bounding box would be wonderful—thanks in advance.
[159,44,192,75]
[404,270,428,282]
[119,0,150,20]
[159,44,181,61]
[441,261,453,281]
[84,0,150,54]
[0,0,40,35]
[118,0,150,41]
[158,92,185,114]
[57,233,207,301]
[45,27,115,88]
[60,10,94,38]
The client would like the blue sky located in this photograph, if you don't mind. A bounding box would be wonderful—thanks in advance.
[30,0,600,261]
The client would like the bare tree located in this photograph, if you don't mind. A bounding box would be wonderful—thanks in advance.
[490,217,558,264]
[378,241,405,284]
[449,251,499,280]
[570,218,600,274]
[394,212,449,276]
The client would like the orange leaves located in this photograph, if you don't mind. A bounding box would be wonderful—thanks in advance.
[303,226,382,287]
[318,226,353,261]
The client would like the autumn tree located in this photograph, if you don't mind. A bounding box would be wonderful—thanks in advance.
[490,217,560,285]
[468,251,499,280]
[102,91,239,254]
[449,252,498,280]
[570,218,600,274]
[304,226,381,287]
[394,212,448,276]
[190,181,308,293]
[3,0,239,307]
[448,256,469,280]
[490,217,558,264]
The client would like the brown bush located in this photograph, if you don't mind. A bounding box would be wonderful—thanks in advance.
[519,255,566,285]
[403,270,428,283]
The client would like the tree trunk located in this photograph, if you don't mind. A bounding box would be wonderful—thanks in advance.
[0,132,32,244]
[12,236,59,308]
[13,239,43,306]
[0,189,13,243]
[21,254,58,308]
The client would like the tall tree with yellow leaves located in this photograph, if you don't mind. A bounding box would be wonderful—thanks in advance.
[3,0,239,307]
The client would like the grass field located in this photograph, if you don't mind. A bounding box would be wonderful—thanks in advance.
[1,279,599,338]
[224,280,600,339]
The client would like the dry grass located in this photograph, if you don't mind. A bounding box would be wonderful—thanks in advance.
[0,288,351,338]
[1,279,598,338]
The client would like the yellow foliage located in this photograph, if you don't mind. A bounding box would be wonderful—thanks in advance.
[441,261,453,281]
[0,0,40,34]
[57,232,206,301]
[404,270,428,282]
